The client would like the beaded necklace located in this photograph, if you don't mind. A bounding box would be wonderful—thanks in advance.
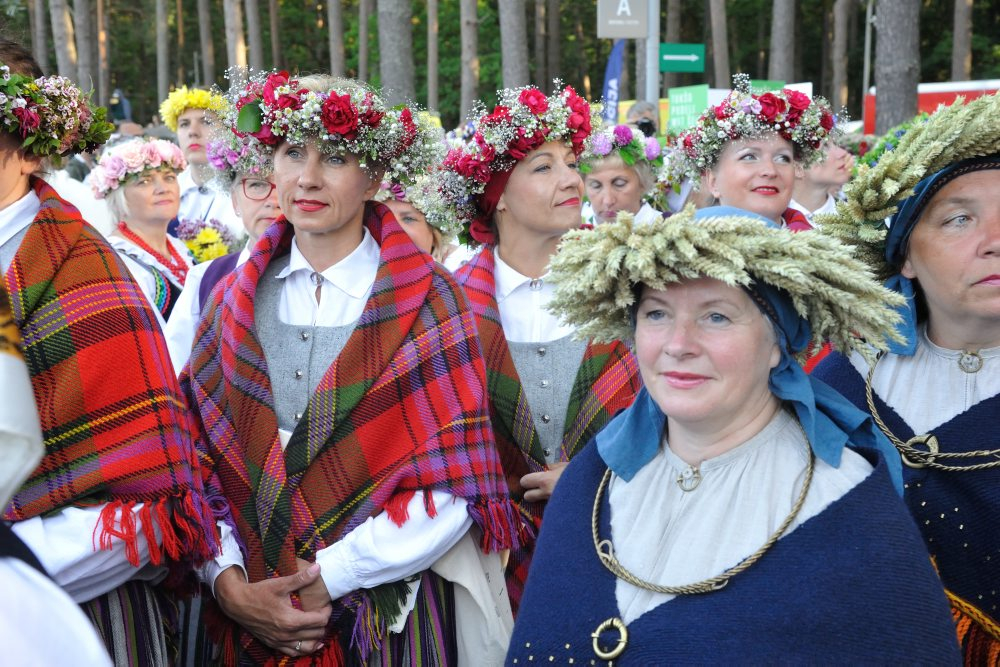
[117,222,189,285]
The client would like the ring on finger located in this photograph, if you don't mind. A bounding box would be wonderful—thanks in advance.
[295,640,302,652]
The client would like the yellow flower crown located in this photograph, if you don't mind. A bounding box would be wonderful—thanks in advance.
[159,86,228,131]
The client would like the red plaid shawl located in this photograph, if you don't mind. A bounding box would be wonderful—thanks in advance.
[2,178,218,582]
[454,245,640,611]
[184,202,518,664]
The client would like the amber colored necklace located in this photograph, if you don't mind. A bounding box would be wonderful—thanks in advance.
[117,222,189,285]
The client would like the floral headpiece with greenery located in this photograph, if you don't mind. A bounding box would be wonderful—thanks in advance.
[90,138,187,198]
[159,86,228,132]
[373,171,462,241]
[0,65,112,158]
[581,123,664,175]
[817,92,1000,281]
[229,70,442,185]
[546,205,904,358]
[432,82,597,246]
[675,74,836,182]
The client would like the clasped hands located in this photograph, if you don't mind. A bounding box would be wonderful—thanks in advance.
[214,558,332,657]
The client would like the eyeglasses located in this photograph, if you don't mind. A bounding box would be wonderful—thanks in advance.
[241,178,277,201]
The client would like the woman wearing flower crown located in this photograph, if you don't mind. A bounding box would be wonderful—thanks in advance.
[163,124,283,374]
[92,138,192,320]
[372,174,459,264]
[507,204,960,663]
[677,75,835,230]
[814,93,1000,662]
[160,86,242,237]
[0,40,219,666]
[183,71,518,664]
[435,84,641,613]
[581,123,665,225]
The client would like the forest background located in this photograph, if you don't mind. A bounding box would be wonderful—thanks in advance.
[1,0,998,134]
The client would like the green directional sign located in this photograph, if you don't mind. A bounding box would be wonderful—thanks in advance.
[660,43,706,73]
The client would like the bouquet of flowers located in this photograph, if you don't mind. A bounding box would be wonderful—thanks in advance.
[175,217,244,264]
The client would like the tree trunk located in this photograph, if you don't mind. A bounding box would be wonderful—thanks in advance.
[498,0,529,88]
[223,0,248,71]
[96,0,108,103]
[574,11,591,99]
[245,0,265,70]
[708,0,729,87]
[73,0,92,88]
[48,0,77,79]
[156,0,168,103]
[427,0,438,109]
[874,0,919,133]
[832,0,850,108]
[662,0,681,90]
[269,0,280,68]
[533,0,546,86]
[359,0,371,82]
[326,0,345,76]
[546,0,559,89]
[635,39,646,101]
[175,0,185,85]
[198,0,216,84]
[32,0,50,74]
[460,0,479,121]
[376,0,415,105]
[950,0,972,80]
[768,0,794,82]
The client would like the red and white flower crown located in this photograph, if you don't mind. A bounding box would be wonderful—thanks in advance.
[675,74,836,182]
[227,70,442,185]
[433,82,596,245]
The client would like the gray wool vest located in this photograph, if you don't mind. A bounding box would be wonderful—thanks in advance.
[254,256,357,432]
[507,335,587,463]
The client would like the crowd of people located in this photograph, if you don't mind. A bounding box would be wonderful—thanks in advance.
[1,32,998,666]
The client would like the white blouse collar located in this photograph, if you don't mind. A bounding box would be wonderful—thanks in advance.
[277,228,379,299]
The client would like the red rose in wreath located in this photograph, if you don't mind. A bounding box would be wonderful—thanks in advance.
[321,92,360,140]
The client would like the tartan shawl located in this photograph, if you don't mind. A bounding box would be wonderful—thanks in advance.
[2,178,219,582]
[454,245,639,610]
[184,202,518,663]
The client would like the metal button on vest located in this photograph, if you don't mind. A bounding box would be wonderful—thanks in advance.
[540,379,549,388]
[541,414,551,423]
[294,412,303,421]
[543,448,551,457]
[536,347,546,357]
[294,370,303,379]
[300,331,311,341]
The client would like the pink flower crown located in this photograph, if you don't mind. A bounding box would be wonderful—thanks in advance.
[225,69,442,184]
[0,64,113,158]
[91,138,187,198]
[675,74,836,182]
[432,83,596,246]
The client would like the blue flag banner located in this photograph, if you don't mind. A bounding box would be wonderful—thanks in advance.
[602,40,625,125]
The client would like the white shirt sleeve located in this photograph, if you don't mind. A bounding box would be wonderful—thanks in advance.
[197,521,248,596]
[11,503,166,604]
[164,260,210,375]
[317,490,471,600]
[201,490,471,601]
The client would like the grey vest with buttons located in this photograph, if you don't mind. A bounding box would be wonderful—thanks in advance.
[255,255,357,432]
[507,335,587,463]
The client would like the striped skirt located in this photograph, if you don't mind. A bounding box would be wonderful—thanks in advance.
[81,580,175,667]
[367,571,456,667]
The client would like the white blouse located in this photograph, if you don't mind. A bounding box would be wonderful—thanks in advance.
[849,325,1000,434]
[494,249,575,343]
[608,409,872,624]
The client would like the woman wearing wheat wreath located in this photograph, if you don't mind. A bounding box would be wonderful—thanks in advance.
[814,91,1000,661]
[508,205,960,663]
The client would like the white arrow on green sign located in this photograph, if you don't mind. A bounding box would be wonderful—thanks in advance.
[660,43,706,73]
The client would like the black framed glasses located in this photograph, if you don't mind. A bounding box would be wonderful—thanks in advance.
[241,178,277,201]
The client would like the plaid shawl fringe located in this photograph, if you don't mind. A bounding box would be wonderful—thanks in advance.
[454,245,640,610]
[3,178,219,585]
[185,202,517,664]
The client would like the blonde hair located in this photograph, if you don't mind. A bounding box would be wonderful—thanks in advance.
[584,153,656,193]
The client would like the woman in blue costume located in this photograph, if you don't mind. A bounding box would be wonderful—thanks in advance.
[508,205,960,664]
[814,92,1000,662]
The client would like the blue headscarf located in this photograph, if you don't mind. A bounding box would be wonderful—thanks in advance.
[599,206,904,493]
[882,154,1000,355]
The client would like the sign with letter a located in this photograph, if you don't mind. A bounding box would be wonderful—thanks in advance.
[597,0,648,39]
